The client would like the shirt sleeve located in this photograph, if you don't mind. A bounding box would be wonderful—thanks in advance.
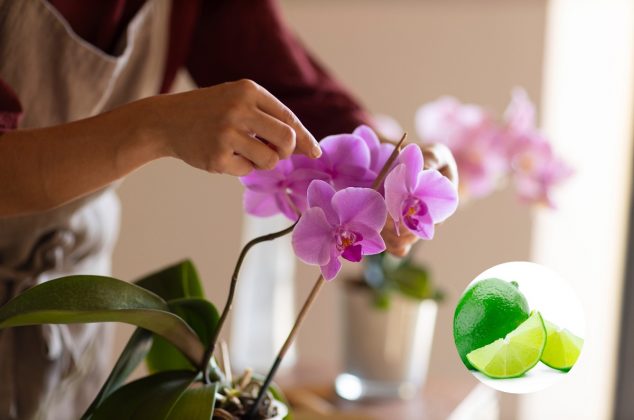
[186,0,371,139]
[0,79,22,132]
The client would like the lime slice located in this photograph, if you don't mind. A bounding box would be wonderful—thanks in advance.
[540,320,583,372]
[467,311,546,379]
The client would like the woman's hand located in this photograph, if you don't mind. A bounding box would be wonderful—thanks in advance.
[146,79,322,176]
[382,143,458,257]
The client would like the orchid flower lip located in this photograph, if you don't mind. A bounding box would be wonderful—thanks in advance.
[402,196,429,231]
[335,228,364,262]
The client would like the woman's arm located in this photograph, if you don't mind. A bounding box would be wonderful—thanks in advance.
[0,80,321,217]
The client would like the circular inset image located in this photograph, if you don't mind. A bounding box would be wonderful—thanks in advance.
[453,261,585,393]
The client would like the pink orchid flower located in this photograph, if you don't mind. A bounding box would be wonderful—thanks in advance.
[508,134,573,208]
[503,88,572,207]
[504,87,536,135]
[240,159,326,220]
[384,144,459,239]
[292,180,387,281]
[415,97,507,199]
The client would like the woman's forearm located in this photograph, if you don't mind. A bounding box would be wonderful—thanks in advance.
[0,99,164,216]
[0,80,320,217]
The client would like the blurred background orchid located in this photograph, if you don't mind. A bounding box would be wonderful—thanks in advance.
[413,88,572,207]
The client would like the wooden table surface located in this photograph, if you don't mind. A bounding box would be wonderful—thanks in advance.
[277,366,479,420]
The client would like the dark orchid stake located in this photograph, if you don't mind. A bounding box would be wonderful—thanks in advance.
[203,221,298,383]
[247,133,408,417]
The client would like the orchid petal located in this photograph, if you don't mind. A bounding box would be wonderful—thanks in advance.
[243,190,280,217]
[353,125,381,151]
[412,170,459,223]
[331,187,387,230]
[341,244,363,262]
[397,144,424,190]
[320,134,372,187]
[384,164,410,226]
[415,96,462,144]
[288,168,329,192]
[274,193,306,221]
[331,167,374,190]
[372,143,396,174]
[240,160,291,191]
[291,208,334,266]
[320,249,342,281]
[321,134,371,167]
[504,87,536,134]
[306,180,338,225]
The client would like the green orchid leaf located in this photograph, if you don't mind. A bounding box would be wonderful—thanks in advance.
[146,335,192,373]
[91,370,197,420]
[166,383,218,420]
[135,260,209,372]
[82,328,153,419]
[0,275,204,366]
[168,298,219,346]
[135,259,204,301]
[146,298,220,374]
[133,260,213,374]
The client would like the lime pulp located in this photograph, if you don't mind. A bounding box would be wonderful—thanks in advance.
[467,311,546,379]
[540,320,583,372]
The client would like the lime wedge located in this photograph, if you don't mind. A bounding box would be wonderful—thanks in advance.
[540,320,583,372]
[467,311,546,379]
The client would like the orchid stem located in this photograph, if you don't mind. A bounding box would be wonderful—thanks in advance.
[247,275,326,418]
[203,221,298,384]
[372,132,407,190]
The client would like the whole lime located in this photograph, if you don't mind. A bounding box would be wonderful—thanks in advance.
[453,278,530,369]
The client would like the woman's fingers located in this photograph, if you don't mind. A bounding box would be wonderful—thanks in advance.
[231,132,280,170]
[225,154,255,177]
[247,110,296,159]
[251,82,322,158]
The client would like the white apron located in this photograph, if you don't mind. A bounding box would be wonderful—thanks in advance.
[0,0,170,418]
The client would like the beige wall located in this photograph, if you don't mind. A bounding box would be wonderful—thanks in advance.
[111,0,546,413]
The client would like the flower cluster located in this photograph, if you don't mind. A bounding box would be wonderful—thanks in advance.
[240,126,459,280]
[415,88,572,207]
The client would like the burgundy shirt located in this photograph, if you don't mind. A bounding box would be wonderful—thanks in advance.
[0,0,369,138]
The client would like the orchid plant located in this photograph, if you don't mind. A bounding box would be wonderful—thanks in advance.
[0,125,458,419]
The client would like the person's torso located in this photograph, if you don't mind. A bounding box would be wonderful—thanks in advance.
[0,1,171,418]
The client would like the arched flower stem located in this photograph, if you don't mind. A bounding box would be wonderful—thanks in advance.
[203,221,298,384]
